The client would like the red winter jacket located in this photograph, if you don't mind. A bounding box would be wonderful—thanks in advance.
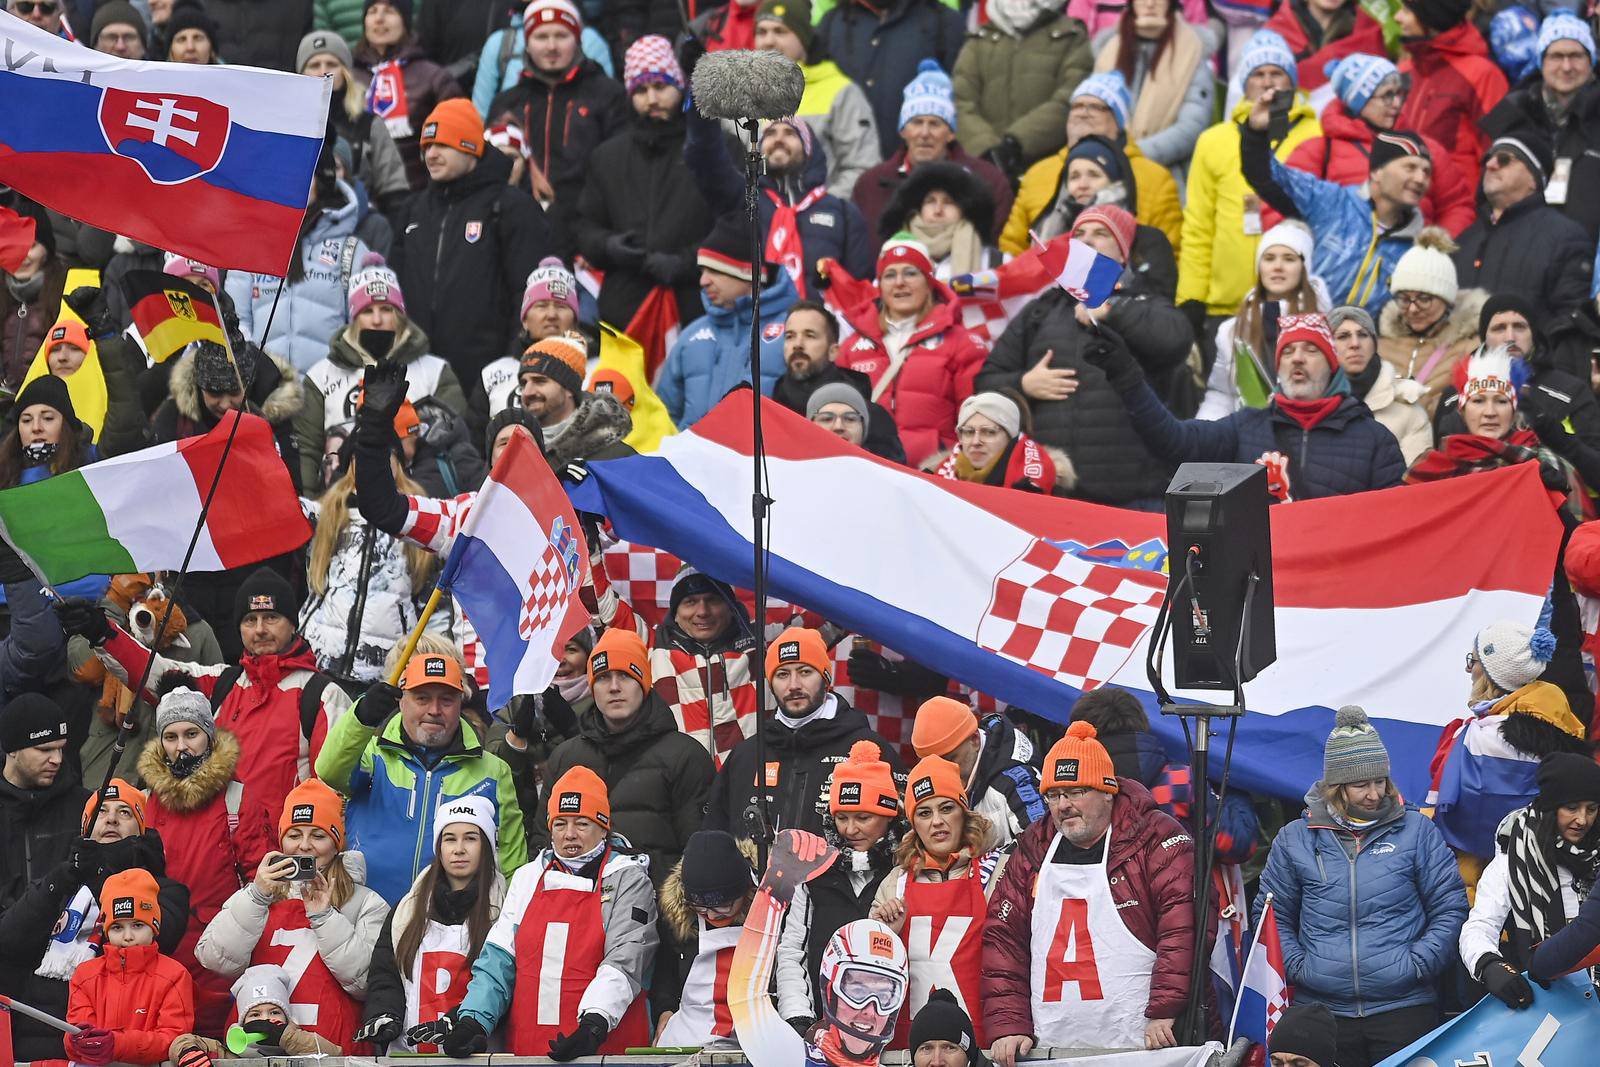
[837,288,985,466]
[1263,2,1388,91]
[67,944,195,1065]
[1398,23,1508,194]
[980,779,1199,1040]
[1276,102,1476,236]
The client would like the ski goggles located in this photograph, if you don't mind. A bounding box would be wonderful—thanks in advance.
[834,966,906,1014]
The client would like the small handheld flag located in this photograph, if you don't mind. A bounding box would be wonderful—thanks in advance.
[122,270,227,363]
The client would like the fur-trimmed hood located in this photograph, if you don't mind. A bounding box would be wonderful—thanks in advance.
[168,346,303,427]
[659,835,760,942]
[878,160,999,245]
[138,729,242,812]
[543,391,633,469]
[1378,287,1489,348]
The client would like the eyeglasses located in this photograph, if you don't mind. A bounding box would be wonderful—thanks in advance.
[1465,651,1480,674]
[1044,787,1098,803]
[1393,292,1441,309]
[688,898,744,919]
[957,425,1006,443]
[1486,150,1522,170]
[1371,88,1408,106]
[812,411,863,426]
[1545,47,1593,66]
[12,1,59,13]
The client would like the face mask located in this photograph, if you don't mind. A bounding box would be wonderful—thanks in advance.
[359,329,396,360]
[22,441,57,463]
[166,749,209,779]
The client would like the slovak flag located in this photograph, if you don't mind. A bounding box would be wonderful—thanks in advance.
[438,426,592,710]
[1230,894,1290,1054]
[1041,236,1124,309]
[0,14,331,274]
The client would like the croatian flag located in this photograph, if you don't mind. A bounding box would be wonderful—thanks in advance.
[439,427,591,710]
[1229,895,1288,1051]
[570,391,1564,802]
[0,14,331,274]
[1044,235,1124,308]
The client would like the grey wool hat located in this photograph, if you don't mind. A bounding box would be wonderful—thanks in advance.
[1323,705,1391,786]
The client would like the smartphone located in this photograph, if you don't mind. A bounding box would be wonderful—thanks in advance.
[1267,90,1293,142]
[287,855,319,882]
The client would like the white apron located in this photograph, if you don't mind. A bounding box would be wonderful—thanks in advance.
[1028,831,1155,1050]
[396,918,474,1052]
[657,920,743,1047]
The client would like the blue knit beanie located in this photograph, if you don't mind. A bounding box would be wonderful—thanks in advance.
[1071,71,1133,131]
[899,59,957,132]
[1327,53,1399,115]
[1239,29,1298,87]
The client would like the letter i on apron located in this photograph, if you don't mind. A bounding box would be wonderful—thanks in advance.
[508,855,648,1055]
[1029,831,1155,1051]
[656,921,743,1047]
[891,863,989,1049]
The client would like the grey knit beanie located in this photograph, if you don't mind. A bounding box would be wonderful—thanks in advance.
[806,382,870,430]
[1323,705,1390,786]
[155,687,216,744]
[1327,305,1376,338]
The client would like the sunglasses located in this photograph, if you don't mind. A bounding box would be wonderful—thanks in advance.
[12,1,59,12]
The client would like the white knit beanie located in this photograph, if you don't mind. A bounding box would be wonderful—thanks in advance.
[232,965,293,1018]
[1255,220,1314,274]
[433,794,499,851]
[1387,228,1459,303]
[958,392,1021,438]
[1475,620,1556,691]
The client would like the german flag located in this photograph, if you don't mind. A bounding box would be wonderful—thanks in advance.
[121,270,227,363]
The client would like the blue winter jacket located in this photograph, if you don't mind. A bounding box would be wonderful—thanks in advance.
[657,271,797,428]
[1121,380,1406,499]
[470,16,615,115]
[226,180,370,372]
[1256,791,1468,1017]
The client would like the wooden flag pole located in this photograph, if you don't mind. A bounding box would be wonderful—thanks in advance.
[386,586,446,687]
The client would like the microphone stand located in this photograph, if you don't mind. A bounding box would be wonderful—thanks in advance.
[740,117,776,873]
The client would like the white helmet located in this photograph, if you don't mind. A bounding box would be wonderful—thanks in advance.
[818,919,909,1051]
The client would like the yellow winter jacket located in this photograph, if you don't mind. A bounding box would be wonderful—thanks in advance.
[1177,95,1321,316]
[799,59,854,117]
[1002,141,1182,256]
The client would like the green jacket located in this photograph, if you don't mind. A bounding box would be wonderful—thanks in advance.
[315,702,528,905]
[953,14,1094,163]
[314,0,367,47]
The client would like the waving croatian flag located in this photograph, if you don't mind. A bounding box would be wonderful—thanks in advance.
[0,14,330,274]
[1229,895,1288,1050]
[1043,235,1124,308]
[439,427,591,710]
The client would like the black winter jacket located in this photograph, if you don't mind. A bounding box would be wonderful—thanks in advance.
[0,831,190,1062]
[574,112,715,329]
[703,695,908,841]
[815,0,967,159]
[390,149,551,383]
[772,363,909,464]
[418,0,510,83]
[1453,193,1594,323]
[529,695,715,888]
[0,770,88,910]
[976,284,1192,504]
[204,0,313,71]
[1481,79,1600,241]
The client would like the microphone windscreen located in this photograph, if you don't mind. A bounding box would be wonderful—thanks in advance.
[692,49,806,121]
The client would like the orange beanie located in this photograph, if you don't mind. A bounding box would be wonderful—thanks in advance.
[588,367,635,409]
[905,754,968,811]
[766,626,832,684]
[100,868,161,932]
[1042,721,1119,794]
[420,98,485,157]
[829,739,899,817]
[279,778,346,848]
[548,764,611,829]
[911,696,979,758]
[83,779,147,835]
[589,627,652,689]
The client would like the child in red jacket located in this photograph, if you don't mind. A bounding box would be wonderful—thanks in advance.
[65,868,196,1066]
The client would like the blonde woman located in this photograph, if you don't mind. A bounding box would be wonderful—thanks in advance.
[298,29,411,212]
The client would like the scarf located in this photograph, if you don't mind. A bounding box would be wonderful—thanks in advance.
[554,672,590,705]
[555,839,608,873]
[1405,431,1542,485]
[22,442,56,463]
[986,0,1059,37]
[1348,355,1381,400]
[952,447,1003,484]
[1499,806,1600,964]
[6,271,45,304]
[37,886,100,980]
[872,314,921,404]
[765,186,827,298]
[367,58,412,138]
[1274,394,1342,430]
[1094,19,1205,144]
[236,638,320,718]
[908,216,986,277]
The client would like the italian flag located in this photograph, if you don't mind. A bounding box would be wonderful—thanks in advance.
[0,412,311,585]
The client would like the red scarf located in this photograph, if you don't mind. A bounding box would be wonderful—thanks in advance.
[237,637,320,718]
[1405,430,1543,484]
[1273,394,1342,430]
[765,186,826,298]
[367,59,411,137]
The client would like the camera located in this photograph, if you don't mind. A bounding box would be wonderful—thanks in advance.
[287,855,319,882]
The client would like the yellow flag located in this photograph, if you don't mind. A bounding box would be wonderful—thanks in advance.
[594,322,677,454]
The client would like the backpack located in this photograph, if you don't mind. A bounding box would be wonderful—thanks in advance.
[208,665,335,745]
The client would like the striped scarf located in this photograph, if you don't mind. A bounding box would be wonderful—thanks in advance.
[1500,807,1600,962]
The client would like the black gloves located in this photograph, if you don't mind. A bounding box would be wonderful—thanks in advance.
[355,680,403,729]
[1178,299,1207,338]
[355,362,408,450]
[0,538,35,585]
[354,1013,402,1046]
[984,135,1024,181]
[1520,387,1571,450]
[1481,955,1535,1010]
[548,1013,609,1061]
[55,598,113,646]
[1082,326,1143,392]
[605,233,647,269]
[417,1011,488,1057]
[786,1016,816,1039]
[64,285,117,341]
[847,648,903,693]
[642,251,681,286]
[241,1018,289,1048]
[65,837,107,886]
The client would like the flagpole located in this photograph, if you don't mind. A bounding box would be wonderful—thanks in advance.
[1226,892,1272,1047]
[386,586,445,686]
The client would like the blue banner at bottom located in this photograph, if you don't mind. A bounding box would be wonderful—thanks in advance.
[1378,975,1600,1067]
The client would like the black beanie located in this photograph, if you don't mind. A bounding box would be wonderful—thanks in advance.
[1066,134,1128,187]
[1479,292,1540,344]
[907,989,988,1065]
[485,406,545,459]
[668,566,735,619]
[1368,130,1430,176]
[1535,752,1600,811]
[12,374,78,428]
[233,567,298,630]
[1402,0,1470,33]
[1269,1003,1339,1066]
[365,0,414,30]
[0,692,69,755]
[192,341,257,396]
[1486,129,1555,188]
[165,0,219,46]
[679,830,756,907]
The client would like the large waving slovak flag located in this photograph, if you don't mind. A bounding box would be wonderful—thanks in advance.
[439,427,591,710]
[1229,895,1288,1051]
[0,13,330,273]
[570,392,1564,801]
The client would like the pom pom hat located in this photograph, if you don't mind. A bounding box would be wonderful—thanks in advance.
[1043,721,1119,794]
[830,739,899,816]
